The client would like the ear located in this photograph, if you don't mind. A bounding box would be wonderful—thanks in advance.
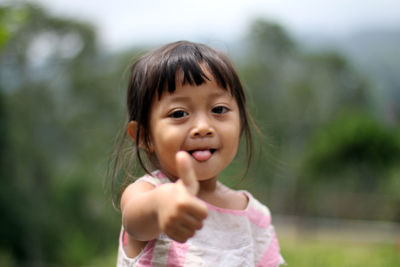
[127,121,139,142]
[127,121,154,153]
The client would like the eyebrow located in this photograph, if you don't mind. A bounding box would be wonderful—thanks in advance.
[159,87,234,108]
[164,95,190,103]
[166,91,230,102]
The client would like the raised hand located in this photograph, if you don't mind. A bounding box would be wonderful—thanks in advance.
[156,151,208,243]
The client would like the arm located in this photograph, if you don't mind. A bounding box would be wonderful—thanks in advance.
[120,180,162,241]
[121,151,208,243]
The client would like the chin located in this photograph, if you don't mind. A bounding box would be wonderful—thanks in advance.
[193,165,222,181]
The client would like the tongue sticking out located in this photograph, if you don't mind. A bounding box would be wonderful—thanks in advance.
[191,150,212,161]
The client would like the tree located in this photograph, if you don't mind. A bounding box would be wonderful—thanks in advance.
[0,3,124,265]
[235,20,372,210]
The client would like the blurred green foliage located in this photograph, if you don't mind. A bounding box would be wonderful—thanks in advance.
[304,113,400,190]
[1,2,399,266]
[0,2,124,266]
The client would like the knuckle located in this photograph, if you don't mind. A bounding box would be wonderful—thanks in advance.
[176,235,186,243]
[163,224,172,233]
[164,221,177,232]
[187,231,195,239]
[176,200,189,211]
[169,213,179,222]
[196,210,207,221]
[201,207,208,218]
[196,222,203,230]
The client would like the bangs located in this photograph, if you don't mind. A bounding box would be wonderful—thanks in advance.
[127,41,246,124]
[154,42,234,98]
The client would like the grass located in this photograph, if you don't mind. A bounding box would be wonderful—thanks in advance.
[280,237,400,266]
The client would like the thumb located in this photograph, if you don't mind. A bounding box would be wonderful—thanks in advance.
[176,151,199,195]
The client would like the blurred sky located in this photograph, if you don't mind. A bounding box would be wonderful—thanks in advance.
[28,0,400,50]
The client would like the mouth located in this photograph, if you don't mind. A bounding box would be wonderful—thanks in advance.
[188,148,216,162]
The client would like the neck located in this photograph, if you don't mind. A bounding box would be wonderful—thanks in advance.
[198,176,219,194]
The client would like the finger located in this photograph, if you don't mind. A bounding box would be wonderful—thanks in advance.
[167,225,195,243]
[187,200,208,221]
[179,213,204,231]
[176,151,199,195]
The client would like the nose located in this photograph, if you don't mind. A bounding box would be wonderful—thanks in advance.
[190,115,214,138]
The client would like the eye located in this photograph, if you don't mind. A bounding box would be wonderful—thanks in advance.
[212,106,229,114]
[169,110,188,118]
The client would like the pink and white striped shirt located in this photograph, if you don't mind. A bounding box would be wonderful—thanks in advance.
[117,171,285,267]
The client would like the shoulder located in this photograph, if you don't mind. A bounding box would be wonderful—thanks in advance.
[212,183,249,210]
[246,192,271,214]
[220,184,272,216]
[121,171,171,210]
[135,170,171,186]
[229,188,249,210]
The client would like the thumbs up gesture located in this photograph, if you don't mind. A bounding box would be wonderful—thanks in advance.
[156,151,208,243]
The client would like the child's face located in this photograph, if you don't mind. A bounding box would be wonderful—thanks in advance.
[149,72,241,181]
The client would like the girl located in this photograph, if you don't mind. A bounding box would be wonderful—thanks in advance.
[113,41,285,266]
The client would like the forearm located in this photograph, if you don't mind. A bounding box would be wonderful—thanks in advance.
[121,183,165,241]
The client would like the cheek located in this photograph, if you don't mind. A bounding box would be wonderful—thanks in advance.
[150,124,186,167]
[228,131,241,156]
[230,117,242,152]
[154,132,189,177]
[228,113,242,138]
[220,120,241,150]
